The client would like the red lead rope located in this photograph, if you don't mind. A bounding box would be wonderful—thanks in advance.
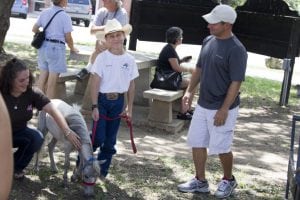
[91,114,137,154]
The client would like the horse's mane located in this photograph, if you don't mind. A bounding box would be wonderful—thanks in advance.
[72,103,81,113]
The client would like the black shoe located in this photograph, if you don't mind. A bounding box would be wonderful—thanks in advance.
[76,68,89,80]
[177,112,192,120]
[187,110,194,115]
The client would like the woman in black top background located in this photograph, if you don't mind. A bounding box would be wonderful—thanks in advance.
[155,27,196,120]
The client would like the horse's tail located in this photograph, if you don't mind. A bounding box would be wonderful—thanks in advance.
[37,110,47,135]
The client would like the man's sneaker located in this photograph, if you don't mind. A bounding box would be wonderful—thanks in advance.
[214,176,237,199]
[177,178,210,193]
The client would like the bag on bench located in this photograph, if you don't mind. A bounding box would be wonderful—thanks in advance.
[150,69,182,91]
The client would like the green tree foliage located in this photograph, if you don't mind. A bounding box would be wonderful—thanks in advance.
[285,0,300,13]
[219,0,247,7]
[220,0,300,12]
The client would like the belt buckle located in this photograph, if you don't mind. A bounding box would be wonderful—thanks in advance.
[106,93,118,100]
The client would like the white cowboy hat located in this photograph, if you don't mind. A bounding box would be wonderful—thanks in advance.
[95,19,132,40]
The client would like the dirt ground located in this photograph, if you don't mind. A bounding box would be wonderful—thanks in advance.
[8,84,300,200]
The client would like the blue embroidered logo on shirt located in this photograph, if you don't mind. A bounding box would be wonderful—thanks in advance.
[122,63,129,69]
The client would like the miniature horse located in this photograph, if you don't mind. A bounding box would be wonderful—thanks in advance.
[35,99,104,197]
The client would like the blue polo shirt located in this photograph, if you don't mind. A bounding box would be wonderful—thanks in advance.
[196,35,248,110]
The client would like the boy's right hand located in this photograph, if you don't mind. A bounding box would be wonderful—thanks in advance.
[92,108,99,122]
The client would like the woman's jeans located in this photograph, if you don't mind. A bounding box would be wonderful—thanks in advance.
[13,127,44,172]
[93,93,124,177]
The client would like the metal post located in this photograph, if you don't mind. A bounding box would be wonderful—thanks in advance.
[280,58,291,106]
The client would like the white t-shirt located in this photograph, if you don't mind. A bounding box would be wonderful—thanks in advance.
[91,50,139,93]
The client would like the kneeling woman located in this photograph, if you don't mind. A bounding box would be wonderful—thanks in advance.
[0,58,81,179]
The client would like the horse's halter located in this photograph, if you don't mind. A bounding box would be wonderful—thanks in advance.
[81,157,97,186]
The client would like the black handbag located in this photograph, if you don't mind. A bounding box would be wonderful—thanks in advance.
[150,69,182,91]
[31,31,45,49]
[31,10,63,49]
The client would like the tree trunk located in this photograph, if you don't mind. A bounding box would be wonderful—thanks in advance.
[0,0,15,54]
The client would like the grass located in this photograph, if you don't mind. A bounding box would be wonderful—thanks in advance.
[3,42,87,71]
[3,41,300,200]
[241,76,299,108]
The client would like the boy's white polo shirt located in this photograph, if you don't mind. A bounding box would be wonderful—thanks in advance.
[91,50,139,93]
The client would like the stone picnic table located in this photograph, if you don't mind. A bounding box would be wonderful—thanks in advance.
[69,49,158,112]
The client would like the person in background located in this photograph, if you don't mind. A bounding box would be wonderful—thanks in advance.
[0,58,81,180]
[76,0,128,80]
[0,93,13,199]
[177,4,247,199]
[154,26,195,120]
[90,19,138,179]
[32,0,78,98]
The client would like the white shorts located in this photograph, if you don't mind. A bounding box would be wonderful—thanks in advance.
[187,105,239,155]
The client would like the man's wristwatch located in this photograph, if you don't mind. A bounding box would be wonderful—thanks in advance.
[92,104,98,110]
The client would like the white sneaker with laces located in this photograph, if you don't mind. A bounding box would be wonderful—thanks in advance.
[177,178,210,193]
[214,176,237,199]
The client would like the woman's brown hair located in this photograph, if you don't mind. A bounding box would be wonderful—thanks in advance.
[0,58,34,94]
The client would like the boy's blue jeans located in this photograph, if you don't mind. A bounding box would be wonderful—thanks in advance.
[13,127,44,172]
[93,93,124,177]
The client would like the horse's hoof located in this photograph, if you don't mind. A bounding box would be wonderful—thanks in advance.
[71,175,78,182]
[32,166,39,173]
[63,181,69,188]
[51,167,58,173]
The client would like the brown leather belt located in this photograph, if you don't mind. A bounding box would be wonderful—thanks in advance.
[101,92,124,100]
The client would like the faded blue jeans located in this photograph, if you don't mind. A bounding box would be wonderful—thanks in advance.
[93,93,124,177]
[13,127,44,172]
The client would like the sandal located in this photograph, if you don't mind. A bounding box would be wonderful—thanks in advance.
[14,171,25,180]
[177,112,192,120]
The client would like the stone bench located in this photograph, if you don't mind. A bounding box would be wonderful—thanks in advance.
[55,68,80,99]
[143,88,184,123]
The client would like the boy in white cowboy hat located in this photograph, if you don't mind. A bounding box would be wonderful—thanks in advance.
[76,0,128,79]
[90,19,138,179]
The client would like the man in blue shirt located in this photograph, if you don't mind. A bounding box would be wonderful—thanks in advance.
[177,4,248,199]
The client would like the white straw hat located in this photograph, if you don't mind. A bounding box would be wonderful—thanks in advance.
[95,19,132,40]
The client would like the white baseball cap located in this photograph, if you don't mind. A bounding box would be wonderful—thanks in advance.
[202,4,237,24]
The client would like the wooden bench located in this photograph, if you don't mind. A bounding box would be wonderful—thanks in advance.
[143,88,183,123]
